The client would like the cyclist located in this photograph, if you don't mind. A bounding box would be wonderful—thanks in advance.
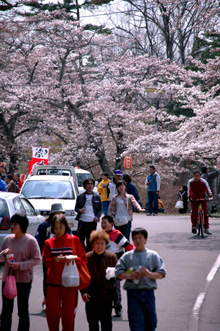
[187,170,213,235]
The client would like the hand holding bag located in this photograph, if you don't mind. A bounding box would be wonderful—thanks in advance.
[71,236,91,290]
[3,267,17,299]
[62,261,80,287]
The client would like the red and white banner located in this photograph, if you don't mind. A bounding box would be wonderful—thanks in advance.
[124,156,132,169]
[28,147,50,174]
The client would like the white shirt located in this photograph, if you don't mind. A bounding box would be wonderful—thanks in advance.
[79,194,95,222]
[115,196,130,220]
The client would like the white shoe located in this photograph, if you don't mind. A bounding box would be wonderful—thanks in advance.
[192,227,197,234]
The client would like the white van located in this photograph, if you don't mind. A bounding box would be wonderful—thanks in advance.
[21,175,78,231]
[74,168,95,194]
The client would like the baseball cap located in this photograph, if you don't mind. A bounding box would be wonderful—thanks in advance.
[114,169,122,176]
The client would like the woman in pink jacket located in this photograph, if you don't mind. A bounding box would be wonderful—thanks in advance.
[0,214,41,331]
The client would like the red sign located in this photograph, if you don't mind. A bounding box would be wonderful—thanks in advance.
[28,159,49,174]
[124,156,132,169]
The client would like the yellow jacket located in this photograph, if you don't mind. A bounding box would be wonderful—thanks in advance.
[97,179,111,202]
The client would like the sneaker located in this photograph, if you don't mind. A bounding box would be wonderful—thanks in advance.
[42,297,46,310]
[115,304,122,317]
[147,213,152,216]
[205,229,212,235]
[153,213,158,216]
[192,227,197,234]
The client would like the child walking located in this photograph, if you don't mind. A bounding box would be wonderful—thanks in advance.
[101,215,134,316]
[115,227,166,331]
[81,230,117,331]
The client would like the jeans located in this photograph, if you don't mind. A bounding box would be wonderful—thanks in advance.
[127,289,157,331]
[114,221,131,240]
[207,200,212,215]
[0,282,32,331]
[147,191,158,214]
[102,201,109,216]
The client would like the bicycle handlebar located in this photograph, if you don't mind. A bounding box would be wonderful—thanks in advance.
[190,198,213,202]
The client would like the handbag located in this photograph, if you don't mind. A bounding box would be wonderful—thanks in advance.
[62,261,80,287]
[71,236,91,290]
[114,216,129,226]
[175,200,184,209]
[3,267,17,299]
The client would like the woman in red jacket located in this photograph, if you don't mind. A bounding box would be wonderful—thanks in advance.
[43,214,87,331]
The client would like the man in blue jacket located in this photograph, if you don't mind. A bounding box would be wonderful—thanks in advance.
[145,166,161,216]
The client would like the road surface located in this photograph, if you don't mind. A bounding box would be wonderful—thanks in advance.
[1,213,220,331]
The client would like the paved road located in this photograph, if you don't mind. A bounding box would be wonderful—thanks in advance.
[1,213,220,331]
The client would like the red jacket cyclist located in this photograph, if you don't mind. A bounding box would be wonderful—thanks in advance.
[187,170,213,235]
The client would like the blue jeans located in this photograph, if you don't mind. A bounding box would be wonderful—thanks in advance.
[114,221,131,240]
[0,282,32,331]
[102,201,109,216]
[127,289,157,331]
[147,191,158,214]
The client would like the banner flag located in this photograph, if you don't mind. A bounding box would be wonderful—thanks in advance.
[32,147,50,160]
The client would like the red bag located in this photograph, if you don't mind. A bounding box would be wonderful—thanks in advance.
[3,268,17,299]
[71,236,91,290]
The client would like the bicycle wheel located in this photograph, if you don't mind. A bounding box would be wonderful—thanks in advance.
[196,219,200,236]
[199,210,204,238]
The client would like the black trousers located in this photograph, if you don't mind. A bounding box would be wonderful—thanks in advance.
[0,282,32,331]
[86,299,113,331]
[77,220,97,252]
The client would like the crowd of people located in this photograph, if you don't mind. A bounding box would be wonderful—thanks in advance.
[0,163,219,330]
[0,167,167,331]
[0,172,24,193]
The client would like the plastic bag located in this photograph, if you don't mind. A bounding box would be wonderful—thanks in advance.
[105,267,115,280]
[62,261,80,287]
[175,200,184,209]
[3,275,17,299]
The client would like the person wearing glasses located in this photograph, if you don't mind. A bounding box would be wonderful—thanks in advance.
[75,178,102,252]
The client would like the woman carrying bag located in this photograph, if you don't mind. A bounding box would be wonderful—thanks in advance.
[43,214,88,331]
[109,181,145,240]
[178,185,188,213]
[0,214,41,331]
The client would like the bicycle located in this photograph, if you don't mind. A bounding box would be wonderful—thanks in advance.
[191,198,212,238]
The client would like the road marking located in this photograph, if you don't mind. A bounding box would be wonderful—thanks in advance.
[189,253,220,330]
[206,253,220,282]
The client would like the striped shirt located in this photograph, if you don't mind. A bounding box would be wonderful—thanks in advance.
[43,234,87,286]
[106,229,134,257]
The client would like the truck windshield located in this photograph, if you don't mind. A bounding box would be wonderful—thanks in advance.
[22,180,75,199]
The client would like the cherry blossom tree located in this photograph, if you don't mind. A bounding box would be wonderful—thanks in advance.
[1,8,220,180]
[90,0,220,64]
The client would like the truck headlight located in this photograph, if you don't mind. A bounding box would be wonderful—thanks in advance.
[65,210,76,217]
